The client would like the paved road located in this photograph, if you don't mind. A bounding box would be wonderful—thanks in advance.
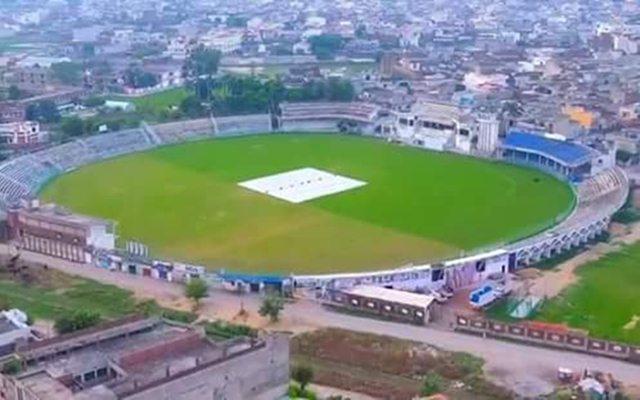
[5,245,640,397]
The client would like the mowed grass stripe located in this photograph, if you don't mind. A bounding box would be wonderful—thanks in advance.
[41,133,574,274]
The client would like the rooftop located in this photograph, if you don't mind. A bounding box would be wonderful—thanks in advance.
[16,203,114,230]
[346,285,435,309]
[503,130,595,167]
[12,316,271,400]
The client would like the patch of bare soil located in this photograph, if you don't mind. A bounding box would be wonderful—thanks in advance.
[291,328,512,400]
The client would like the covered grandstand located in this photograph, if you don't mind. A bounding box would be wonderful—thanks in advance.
[392,100,473,152]
[501,131,600,180]
[278,102,380,133]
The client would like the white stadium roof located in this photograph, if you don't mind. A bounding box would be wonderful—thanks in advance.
[345,285,435,309]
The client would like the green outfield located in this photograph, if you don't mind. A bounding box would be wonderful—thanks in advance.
[536,243,640,344]
[40,134,574,274]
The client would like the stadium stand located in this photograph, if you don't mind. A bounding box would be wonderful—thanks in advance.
[82,128,153,159]
[39,140,99,172]
[279,102,380,133]
[151,118,215,144]
[502,131,597,180]
[140,121,162,145]
[214,114,272,137]
[577,167,626,204]
[392,100,467,152]
[0,156,59,191]
[0,174,30,205]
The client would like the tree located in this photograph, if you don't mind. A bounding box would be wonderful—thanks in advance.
[51,62,83,86]
[185,278,208,309]
[309,34,344,60]
[81,43,95,59]
[2,359,21,375]
[26,100,60,123]
[124,68,158,89]
[179,95,205,118]
[60,117,85,138]
[226,15,248,28]
[186,46,222,78]
[326,77,355,101]
[7,85,21,100]
[259,294,284,322]
[83,96,105,108]
[421,372,443,396]
[291,365,314,392]
[54,310,101,334]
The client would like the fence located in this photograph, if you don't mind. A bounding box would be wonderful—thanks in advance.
[454,315,640,364]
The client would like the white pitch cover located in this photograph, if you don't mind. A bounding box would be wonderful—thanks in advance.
[238,167,367,203]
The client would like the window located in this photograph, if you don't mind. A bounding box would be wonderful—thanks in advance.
[84,371,96,382]
[431,269,444,282]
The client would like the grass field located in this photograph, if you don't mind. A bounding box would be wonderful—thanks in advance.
[536,243,640,344]
[41,134,574,274]
[110,87,190,120]
[0,267,136,321]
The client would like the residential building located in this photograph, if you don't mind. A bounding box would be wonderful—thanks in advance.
[0,121,46,147]
[0,316,289,400]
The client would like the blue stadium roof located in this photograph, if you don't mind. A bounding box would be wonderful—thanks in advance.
[503,131,594,167]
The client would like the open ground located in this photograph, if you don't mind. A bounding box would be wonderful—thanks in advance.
[41,133,574,274]
[108,87,190,120]
[485,212,640,346]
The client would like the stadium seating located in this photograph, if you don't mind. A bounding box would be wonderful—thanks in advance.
[39,141,99,171]
[280,102,380,124]
[152,118,215,144]
[0,173,30,205]
[0,156,59,192]
[215,114,272,136]
[82,128,153,159]
[577,167,626,204]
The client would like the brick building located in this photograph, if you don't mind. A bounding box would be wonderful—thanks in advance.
[0,316,290,400]
[0,103,26,124]
[7,202,116,263]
